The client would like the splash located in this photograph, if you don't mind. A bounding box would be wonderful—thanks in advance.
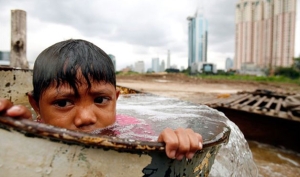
[116,94,258,176]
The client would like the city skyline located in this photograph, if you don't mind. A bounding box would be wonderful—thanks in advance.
[0,0,299,71]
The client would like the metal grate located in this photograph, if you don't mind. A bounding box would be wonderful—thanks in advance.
[207,90,300,122]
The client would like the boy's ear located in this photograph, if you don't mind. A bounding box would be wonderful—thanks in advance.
[116,89,120,100]
[27,92,40,115]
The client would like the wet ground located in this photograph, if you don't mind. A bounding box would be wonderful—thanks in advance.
[117,73,300,177]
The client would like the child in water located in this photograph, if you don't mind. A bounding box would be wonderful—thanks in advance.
[0,39,202,160]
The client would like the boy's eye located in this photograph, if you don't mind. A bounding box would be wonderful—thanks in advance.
[94,97,109,104]
[54,100,72,107]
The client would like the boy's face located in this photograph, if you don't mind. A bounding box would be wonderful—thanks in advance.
[29,73,120,133]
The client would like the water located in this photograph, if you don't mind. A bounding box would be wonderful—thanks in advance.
[249,141,300,177]
[114,94,258,176]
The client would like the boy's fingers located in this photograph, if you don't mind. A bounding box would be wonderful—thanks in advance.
[186,131,203,159]
[158,128,203,160]
[6,105,32,119]
[174,128,190,155]
[196,133,203,149]
[0,98,13,111]
[157,128,178,159]
[186,129,201,151]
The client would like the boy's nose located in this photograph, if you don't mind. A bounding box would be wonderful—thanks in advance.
[74,106,97,129]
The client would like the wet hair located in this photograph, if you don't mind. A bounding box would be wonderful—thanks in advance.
[32,39,116,102]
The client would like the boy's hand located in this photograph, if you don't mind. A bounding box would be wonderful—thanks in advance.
[158,128,203,160]
[0,98,32,119]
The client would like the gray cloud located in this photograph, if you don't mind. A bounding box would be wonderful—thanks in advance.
[0,0,241,69]
[205,0,236,53]
[28,0,174,48]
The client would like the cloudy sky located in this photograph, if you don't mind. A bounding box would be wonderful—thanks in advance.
[0,0,299,70]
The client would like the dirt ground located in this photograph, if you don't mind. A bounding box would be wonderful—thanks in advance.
[117,73,300,104]
[117,73,300,177]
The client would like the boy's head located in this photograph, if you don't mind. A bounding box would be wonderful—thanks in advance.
[28,39,119,131]
[32,39,116,102]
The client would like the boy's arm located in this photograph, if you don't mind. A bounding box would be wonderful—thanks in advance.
[0,98,32,119]
[158,128,203,160]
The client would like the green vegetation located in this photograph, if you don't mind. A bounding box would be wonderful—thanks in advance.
[274,67,300,79]
[180,61,300,85]
[191,73,299,84]
[116,71,139,76]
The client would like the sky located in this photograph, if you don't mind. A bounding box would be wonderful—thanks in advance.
[0,0,299,71]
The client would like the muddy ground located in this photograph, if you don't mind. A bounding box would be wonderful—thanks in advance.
[117,73,299,104]
[117,73,300,177]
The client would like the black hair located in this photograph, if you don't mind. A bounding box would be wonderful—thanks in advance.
[32,39,116,102]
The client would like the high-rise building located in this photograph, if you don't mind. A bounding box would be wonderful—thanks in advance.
[152,58,160,73]
[167,50,170,69]
[108,54,116,72]
[187,10,208,68]
[0,51,10,61]
[235,0,296,71]
[0,51,10,66]
[160,60,165,72]
[225,58,234,71]
[134,61,145,73]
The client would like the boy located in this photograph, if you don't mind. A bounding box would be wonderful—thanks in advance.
[0,39,202,160]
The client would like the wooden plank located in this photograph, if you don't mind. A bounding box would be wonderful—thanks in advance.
[219,94,247,106]
[250,96,267,111]
[238,95,260,108]
[274,98,283,115]
[10,9,28,69]
[260,97,275,114]
[264,97,275,109]
[229,94,252,107]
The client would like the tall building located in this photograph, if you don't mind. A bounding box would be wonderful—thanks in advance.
[0,51,10,66]
[167,50,170,69]
[160,60,165,72]
[225,57,234,71]
[108,54,116,72]
[134,61,145,73]
[152,58,160,73]
[235,0,297,71]
[0,51,10,61]
[187,9,208,67]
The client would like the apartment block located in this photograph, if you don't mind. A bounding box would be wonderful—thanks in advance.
[235,0,296,71]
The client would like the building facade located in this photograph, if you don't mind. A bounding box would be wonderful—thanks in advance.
[225,57,234,71]
[152,58,160,73]
[235,0,296,71]
[187,11,208,68]
[0,51,10,61]
[0,51,10,66]
[160,60,165,72]
[167,50,170,69]
[134,61,145,73]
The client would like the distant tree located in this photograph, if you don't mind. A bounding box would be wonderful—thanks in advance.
[275,66,300,79]
[181,67,191,75]
[165,68,180,73]
[293,56,300,71]
[217,69,226,75]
